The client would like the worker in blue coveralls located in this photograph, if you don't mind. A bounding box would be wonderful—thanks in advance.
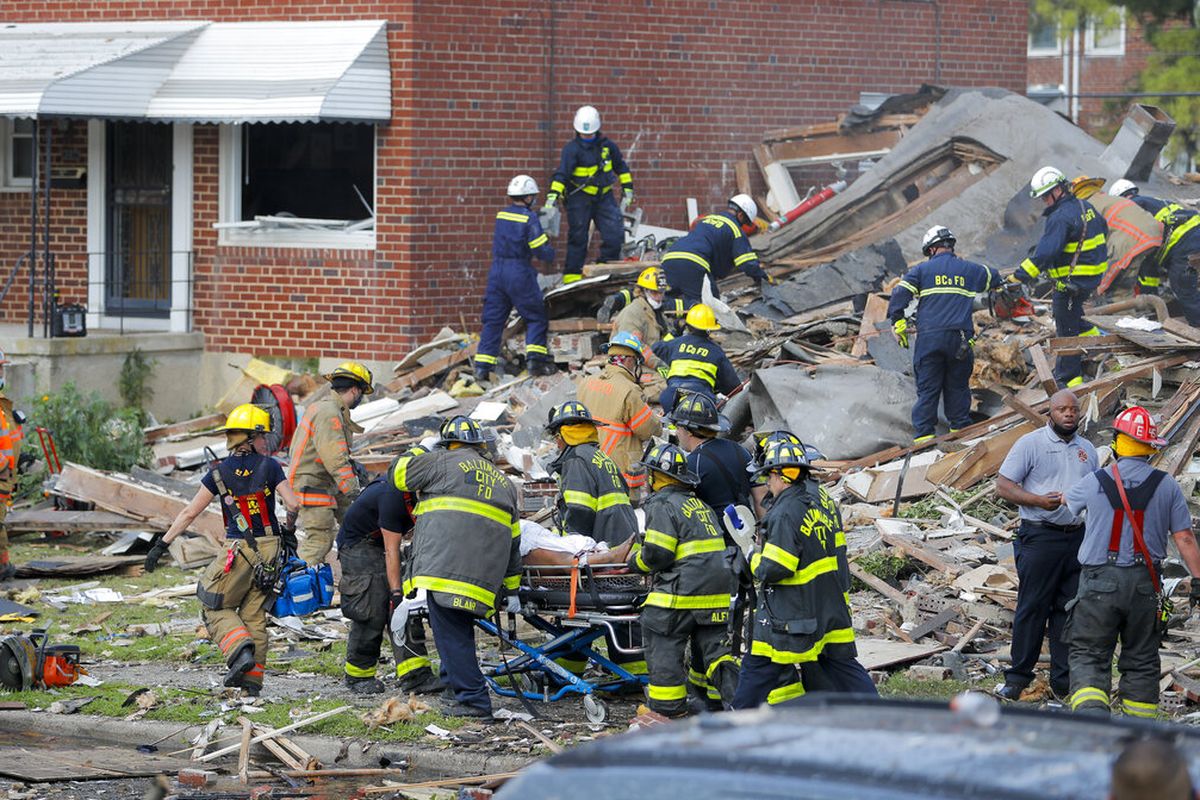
[888,225,1001,445]
[1011,166,1108,388]
[475,174,558,382]
[543,105,633,284]
[661,194,771,309]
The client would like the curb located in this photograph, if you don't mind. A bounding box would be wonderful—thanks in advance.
[0,709,535,780]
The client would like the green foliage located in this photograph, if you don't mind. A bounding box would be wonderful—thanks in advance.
[26,383,151,473]
[118,348,156,420]
[1138,25,1200,163]
[1029,0,1124,41]
[855,551,910,583]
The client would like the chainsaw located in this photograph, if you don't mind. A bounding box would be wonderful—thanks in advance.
[990,282,1036,321]
[0,628,85,691]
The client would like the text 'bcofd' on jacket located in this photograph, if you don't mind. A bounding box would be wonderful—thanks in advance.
[651,333,740,397]
[550,441,637,546]
[288,386,362,507]
[575,363,662,488]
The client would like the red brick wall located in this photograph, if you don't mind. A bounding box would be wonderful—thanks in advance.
[3,0,1026,358]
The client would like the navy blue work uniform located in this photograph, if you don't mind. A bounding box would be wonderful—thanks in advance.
[687,438,753,514]
[1149,207,1200,327]
[652,333,740,411]
[887,252,1001,442]
[549,135,631,282]
[201,453,286,540]
[476,203,556,373]
[662,211,767,308]
[1016,194,1108,387]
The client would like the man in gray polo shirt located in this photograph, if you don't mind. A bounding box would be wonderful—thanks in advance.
[1063,405,1200,717]
[994,390,1098,700]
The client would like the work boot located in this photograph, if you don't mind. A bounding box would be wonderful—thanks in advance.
[345,676,385,695]
[0,562,15,582]
[240,682,262,698]
[223,645,256,688]
[438,697,493,720]
[528,356,558,377]
[993,681,1028,702]
[473,366,493,383]
[401,670,446,695]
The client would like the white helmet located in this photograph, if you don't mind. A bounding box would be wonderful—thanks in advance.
[921,225,956,256]
[507,174,538,197]
[729,194,758,222]
[1029,166,1066,198]
[573,105,601,135]
[1109,178,1138,198]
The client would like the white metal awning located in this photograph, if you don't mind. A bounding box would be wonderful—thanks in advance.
[0,20,391,123]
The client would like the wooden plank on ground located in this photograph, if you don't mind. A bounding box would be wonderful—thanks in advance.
[924,422,1038,491]
[856,639,947,671]
[386,342,477,393]
[878,530,965,576]
[6,509,147,533]
[143,413,226,444]
[0,746,195,782]
[1000,391,1044,427]
[1161,317,1200,344]
[1028,344,1058,397]
[848,562,907,605]
[53,463,224,540]
[768,129,901,163]
[851,293,888,358]
[548,318,606,333]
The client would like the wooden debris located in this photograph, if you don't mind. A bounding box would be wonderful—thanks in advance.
[7,509,149,533]
[194,706,351,763]
[53,462,224,539]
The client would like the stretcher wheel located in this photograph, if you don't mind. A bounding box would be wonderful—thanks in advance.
[583,694,607,724]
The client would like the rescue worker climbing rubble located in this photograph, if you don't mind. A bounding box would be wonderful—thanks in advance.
[661,195,770,309]
[1011,166,1108,388]
[652,304,741,412]
[475,175,558,381]
[888,225,1001,444]
[545,106,633,285]
[0,352,23,583]
[289,361,373,565]
[145,404,299,697]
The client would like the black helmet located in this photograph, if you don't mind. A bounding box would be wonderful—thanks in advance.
[439,415,485,445]
[750,439,812,477]
[546,400,595,432]
[750,429,803,468]
[636,442,700,486]
[668,392,727,433]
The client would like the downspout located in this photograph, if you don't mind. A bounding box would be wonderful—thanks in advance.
[545,0,557,171]
[1072,25,1081,123]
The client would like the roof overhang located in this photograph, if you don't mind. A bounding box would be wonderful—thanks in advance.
[0,20,391,124]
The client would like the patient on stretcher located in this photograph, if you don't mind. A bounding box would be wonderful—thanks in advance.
[518,520,635,566]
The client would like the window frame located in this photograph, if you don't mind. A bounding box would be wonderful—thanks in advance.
[1,118,35,191]
[1027,17,1062,57]
[1086,10,1126,57]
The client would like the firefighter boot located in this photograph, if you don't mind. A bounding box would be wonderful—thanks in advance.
[345,676,386,695]
[223,644,256,688]
[528,354,558,377]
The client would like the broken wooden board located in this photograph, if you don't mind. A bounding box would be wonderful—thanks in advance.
[856,638,947,671]
[144,413,226,444]
[876,523,965,576]
[850,293,888,358]
[1085,314,1200,352]
[0,746,196,782]
[16,555,144,578]
[844,452,940,503]
[849,562,907,605]
[6,509,148,533]
[1027,344,1058,398]
[386,342,478,393]
[924,421,1038,491]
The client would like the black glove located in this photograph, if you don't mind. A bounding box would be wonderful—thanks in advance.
[351,459,370,485]
[144,540,168,573]
[1189,579,1200,610]
[280,526,298,559]
[389,590,406,617]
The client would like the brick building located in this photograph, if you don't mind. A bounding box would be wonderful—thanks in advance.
[0,1,1028,377]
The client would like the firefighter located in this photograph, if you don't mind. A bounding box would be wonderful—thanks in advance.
[545,106,633,284]
[0,352,22,583]
[1069,176,1162,296]
[545,401,637,545]
[888,226,1002,444]
[1011,166,1108,387]
[611,266,673,369]
[1063,406,1200,717]
[732,439,874,708]
[628,442,738,717]
[576,331,662,493]
[145,404,299,696]
[391,416,521,718]
[1108,179,1200,326]
[652,304,741,412]
[661,195,770,308]
[669,392,764,518]
[475,175,558,381]
[336,449,442,696]
[288,361,372,566]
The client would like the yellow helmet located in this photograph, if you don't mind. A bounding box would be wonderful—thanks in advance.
[636,266,668,292]
[685,303,720,332]
[221,404,271,433]
[1070,175,1106,199]
[323,361,375,394]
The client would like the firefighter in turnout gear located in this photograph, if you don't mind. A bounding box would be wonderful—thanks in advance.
[1070,176,1162,296]
[888,226,1002,444]
[545,401,637,545]
[476,175,558,381]
[1013,166,1108,387]
[289,361,372,565]
[576,332,662,493]
[661,194,769,308]
[1063,406,1200,717]
[611,266,673,368]
[0,352,23,582]
[652,304,741,412]
[732,440,874,708]
[391,416,521,718]
[546,106,633,284]
[628,442,738,717]
[146,404,300,696]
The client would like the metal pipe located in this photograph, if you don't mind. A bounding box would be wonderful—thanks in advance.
[42,123,52,339]
[28,119,37,338]
[1089,295,1171,322]
[1071,26,1081,124]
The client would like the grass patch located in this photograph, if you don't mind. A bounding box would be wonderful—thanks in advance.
[878,672,974,700]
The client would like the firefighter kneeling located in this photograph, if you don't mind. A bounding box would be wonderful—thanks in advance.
[146,404,299,696]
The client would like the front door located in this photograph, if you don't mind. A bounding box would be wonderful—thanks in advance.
[106,121,171,316]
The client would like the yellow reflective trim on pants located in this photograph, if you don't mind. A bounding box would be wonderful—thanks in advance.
[497,211,530,223]
[414,496,513,527]
[675,537,726,559]
[667,359,718,384]
[396,656,432,677]
[1063,232,1106,253]
[474,353,498,365]
[596,491,631,510]
[345,661,377,678]
[767,681,806,705]
[648,683,687,701]
[1066,376,1084,387]
[762,542,799,572]
[750,626,856,663]
[529,234,548,249]
[503,574,520,590]
[526,343,548,355]
[1121,698,1158,718]
[643,591,730,610]
[1069,686,1110,711]
[913,434,935,444]
[662,250,712,272]
[392,456,412,491]
[643,528,678,551]
[406,576,496,609]
[775,555,839,586]
[733,251,758,266]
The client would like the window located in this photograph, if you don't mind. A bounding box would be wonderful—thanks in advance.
[1087,9,1125,56]
[1,118,34,189]
[217,122,376,249]
[1028,13,1060,56]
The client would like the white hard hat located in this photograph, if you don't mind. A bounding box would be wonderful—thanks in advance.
[921,225,956,256]
[573,105,601,135]
[507,174,539,197]
[1109,178,1137,198]
[1029,166,1066,198]
[729,194,758,221]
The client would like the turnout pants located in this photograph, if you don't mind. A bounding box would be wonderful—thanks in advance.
[1006,521,1083,692]
[911,328,973,439]
[427,598,491,713]
[197,536,280,690]
[1164,241,1200,326]
[338,540,435,688]
[642,608,738,716]
[661,260,706,311]
[731,654,805,709]
[0,502,8,571]
[297,493,353,566]
[1052,285,1098,387]
[477,260,550,370]
[565,192,623,280]
[1068,563,1161,718]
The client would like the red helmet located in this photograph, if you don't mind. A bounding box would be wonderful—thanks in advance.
[1112,406,1166,447]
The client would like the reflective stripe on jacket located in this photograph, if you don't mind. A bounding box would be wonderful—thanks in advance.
[1018,194,1108,286]
[550,441,636,546]
[887,252,1001,334]
[652,333,740,396]
[661,210,765,284]
[549,135,632,197]
[288,386,361,507]
[576,363,662,487]
[493,203,555,265]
